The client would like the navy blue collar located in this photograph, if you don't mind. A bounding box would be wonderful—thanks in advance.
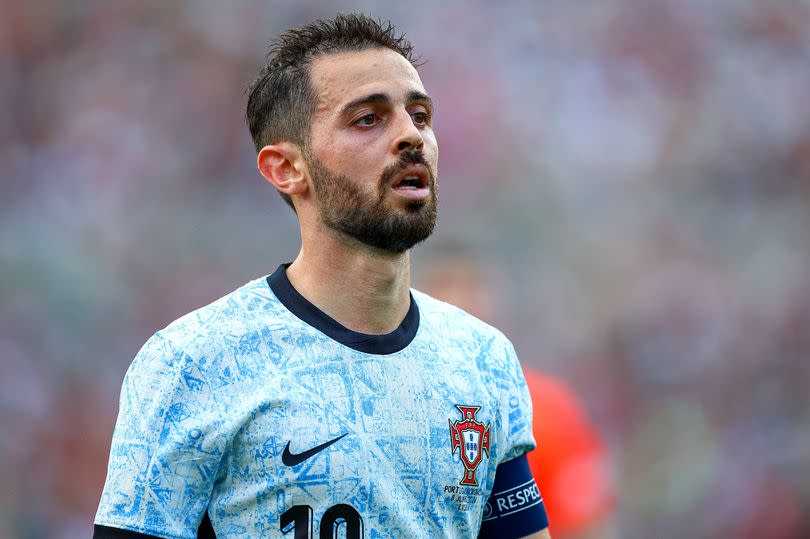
[266,264,419,355]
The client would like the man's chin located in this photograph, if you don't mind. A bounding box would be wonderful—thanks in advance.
[402,200,429,214]
[319,189,437,253]
[387,192,436,214]
[357,217,436,253]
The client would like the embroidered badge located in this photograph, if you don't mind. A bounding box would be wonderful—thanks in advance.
[449,404,491,486]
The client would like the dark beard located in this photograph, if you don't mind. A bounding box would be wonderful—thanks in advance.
[308,151,438,253]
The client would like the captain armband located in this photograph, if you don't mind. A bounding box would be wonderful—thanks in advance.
[478,453,549,539]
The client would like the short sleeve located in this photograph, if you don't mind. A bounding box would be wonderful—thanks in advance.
[496,339,535,464]
[95,333,228,539]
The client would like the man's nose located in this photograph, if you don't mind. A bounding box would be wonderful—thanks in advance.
[391,112,424,153]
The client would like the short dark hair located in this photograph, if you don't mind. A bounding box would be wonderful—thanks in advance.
[246,13,418,209]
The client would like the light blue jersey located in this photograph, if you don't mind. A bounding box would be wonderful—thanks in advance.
[95,265,536,538]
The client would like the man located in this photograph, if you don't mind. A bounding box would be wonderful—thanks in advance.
[94,14,551,539]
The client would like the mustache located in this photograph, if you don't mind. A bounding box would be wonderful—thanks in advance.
[380,150,434,187]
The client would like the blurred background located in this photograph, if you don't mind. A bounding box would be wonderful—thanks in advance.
[1,0,809,537]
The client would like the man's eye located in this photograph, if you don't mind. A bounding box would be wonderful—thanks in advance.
[412,112,429,126]
[355,114,377,127]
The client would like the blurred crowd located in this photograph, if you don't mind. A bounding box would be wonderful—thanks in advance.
[1,1,809,537]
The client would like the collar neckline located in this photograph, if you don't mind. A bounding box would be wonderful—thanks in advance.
[266,264,419,355]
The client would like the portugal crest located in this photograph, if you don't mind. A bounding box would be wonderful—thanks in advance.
[449,405,491,486]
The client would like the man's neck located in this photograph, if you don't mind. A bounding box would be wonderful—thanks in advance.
[285,235,412,335]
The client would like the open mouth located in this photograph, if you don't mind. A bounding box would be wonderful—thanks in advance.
[393,176,427,189]
[391,165,430,199]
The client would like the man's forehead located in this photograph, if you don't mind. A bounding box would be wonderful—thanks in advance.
[309,48,425,112]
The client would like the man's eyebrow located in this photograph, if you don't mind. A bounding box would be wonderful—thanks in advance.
[339,93,391,117]
[339,91,434,117]
[406,90,433,111]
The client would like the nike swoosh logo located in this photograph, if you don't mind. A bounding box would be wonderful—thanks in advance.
[281,433,348,467]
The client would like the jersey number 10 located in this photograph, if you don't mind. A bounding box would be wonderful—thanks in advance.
[281,504,364,538]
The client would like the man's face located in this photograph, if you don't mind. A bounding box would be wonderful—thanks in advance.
[305,48,439,253]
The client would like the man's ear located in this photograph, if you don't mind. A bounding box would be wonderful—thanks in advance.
[257,142,309,199]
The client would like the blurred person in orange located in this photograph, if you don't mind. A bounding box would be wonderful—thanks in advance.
[417,251,617,539]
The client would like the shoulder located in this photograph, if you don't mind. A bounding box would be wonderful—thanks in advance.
[155,276,282,356]
[126,276,289,384]
[413,289,505,333]
[411,289,516,360]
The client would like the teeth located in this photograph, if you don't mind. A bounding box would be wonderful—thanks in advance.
[393,173,427,191]
[394,175,423,189]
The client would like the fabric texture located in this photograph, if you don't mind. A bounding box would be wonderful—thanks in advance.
[96,266,536,538]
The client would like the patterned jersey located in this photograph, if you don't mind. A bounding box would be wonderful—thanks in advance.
[95,265,536,538]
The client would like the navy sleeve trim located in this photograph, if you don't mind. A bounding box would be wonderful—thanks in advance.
[478,454,549,538]
[93,526,163,539]
[94,511,216,539]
